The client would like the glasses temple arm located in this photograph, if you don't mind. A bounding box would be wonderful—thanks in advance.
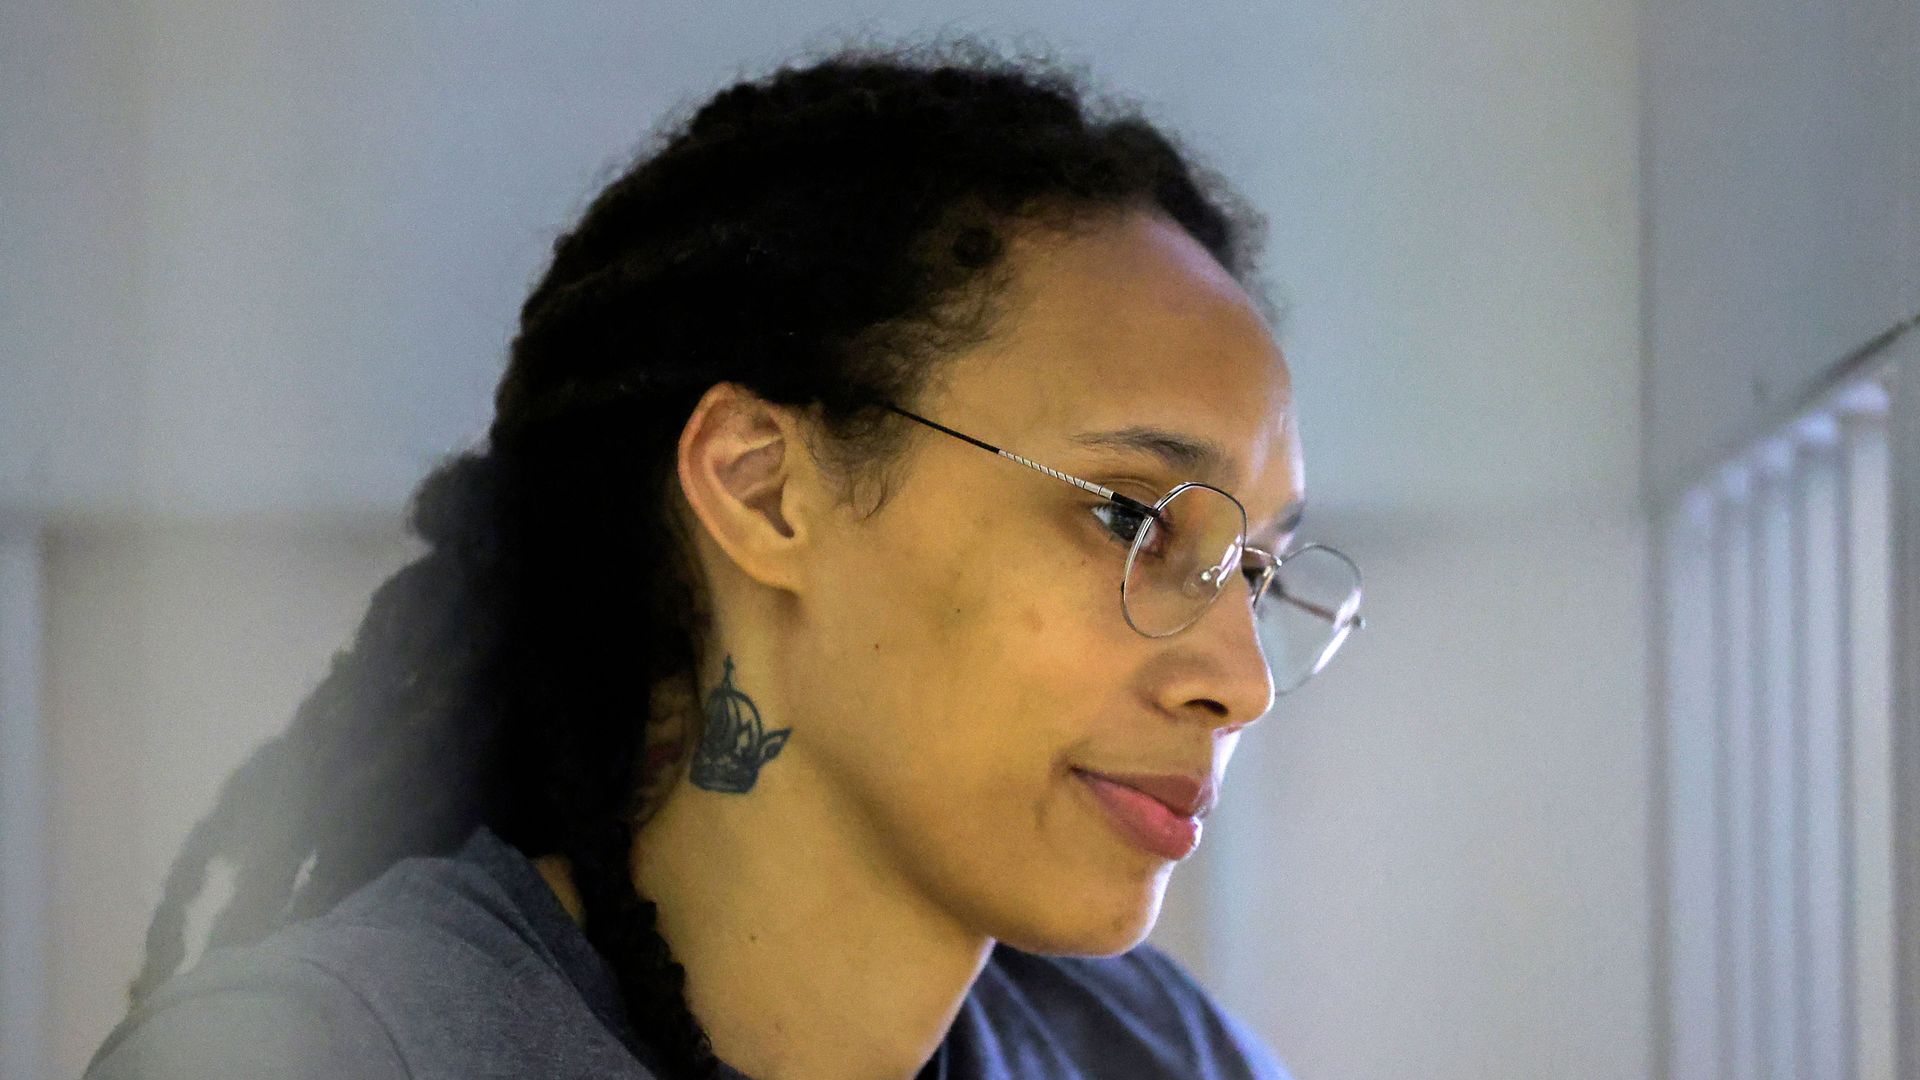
[884,404,1163,519]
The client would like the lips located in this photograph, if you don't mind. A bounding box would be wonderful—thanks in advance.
[1076,769,1217,820]
[1072,767,1218,861]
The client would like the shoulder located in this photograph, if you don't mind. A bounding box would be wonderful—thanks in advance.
[86,842,645,1080]
[84,940,410,1080]
[83,860,488,1080]
[968,941,1295,1080]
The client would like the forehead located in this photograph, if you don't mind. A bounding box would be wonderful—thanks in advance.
[947,210,1300,519]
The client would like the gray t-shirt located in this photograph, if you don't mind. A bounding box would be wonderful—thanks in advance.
[86,827,1293,1079]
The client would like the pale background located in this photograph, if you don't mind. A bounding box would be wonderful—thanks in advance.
[2,1,1911,1078]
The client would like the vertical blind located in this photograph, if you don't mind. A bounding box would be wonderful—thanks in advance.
[1658,371,1896,1080]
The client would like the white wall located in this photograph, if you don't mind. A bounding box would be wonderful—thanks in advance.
[1209,505,1647,1078]
[3,3,1647,1078]
[1642,0,1920,503]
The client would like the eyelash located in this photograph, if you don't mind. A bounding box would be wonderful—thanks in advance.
[1090,501,1153,548]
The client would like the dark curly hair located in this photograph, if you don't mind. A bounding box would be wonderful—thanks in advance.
[129,41,1266,1080]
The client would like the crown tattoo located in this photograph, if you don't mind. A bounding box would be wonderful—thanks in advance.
[690,656,792,794]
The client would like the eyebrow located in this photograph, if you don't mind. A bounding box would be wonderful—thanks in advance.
[1069,426,1233,480]
[1068,426,1305,538]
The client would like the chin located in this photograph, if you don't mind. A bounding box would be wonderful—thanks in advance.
[990,871,1167,958]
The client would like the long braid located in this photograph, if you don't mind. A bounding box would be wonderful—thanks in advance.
[569,824,718,1077]
[130,43,1261,1080]
[128,492,507,1001]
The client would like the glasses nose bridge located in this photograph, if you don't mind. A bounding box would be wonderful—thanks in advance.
[1239,545,1278,608]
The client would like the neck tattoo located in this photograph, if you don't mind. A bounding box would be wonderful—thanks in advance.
[690,655,792,794]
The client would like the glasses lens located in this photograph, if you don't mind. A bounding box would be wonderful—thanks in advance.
[1256,545,1363,692]
[1121,488,1363,693]
[1122,484,1246,637]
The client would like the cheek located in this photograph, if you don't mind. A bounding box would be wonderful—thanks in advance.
[824,497,1098,679]
[776,483,1185,943]
[809,536,1069,771]
[800,500,1132,814]
[1019,600,1045,635]
[869,575,1118,854]
[801,529,1170,940]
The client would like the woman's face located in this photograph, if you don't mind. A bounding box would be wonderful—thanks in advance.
[784,208,1303,955]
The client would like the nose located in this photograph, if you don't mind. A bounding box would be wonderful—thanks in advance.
[1171,571,1277,730]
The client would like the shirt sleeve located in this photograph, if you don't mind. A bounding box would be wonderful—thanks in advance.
[84,957,410,1080]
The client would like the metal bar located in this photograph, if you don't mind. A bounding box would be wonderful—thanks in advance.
[1888,334,1920,1080]
[1841,381,1894,1080]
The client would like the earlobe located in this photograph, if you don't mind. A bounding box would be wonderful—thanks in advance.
[675,382,813,590]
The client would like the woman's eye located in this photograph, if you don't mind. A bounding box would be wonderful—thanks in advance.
[1091,502,1154,551]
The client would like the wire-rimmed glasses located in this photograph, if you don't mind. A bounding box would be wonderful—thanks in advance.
[883,403,1364,695]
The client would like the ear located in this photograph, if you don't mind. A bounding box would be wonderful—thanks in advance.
[675,381,818,593]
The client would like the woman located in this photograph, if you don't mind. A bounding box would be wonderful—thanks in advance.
[87,44,1361,1080]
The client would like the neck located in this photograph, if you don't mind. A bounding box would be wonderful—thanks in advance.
[626,752,993,1080]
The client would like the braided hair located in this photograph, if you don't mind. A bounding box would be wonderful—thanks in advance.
[129,42,1265,1079]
